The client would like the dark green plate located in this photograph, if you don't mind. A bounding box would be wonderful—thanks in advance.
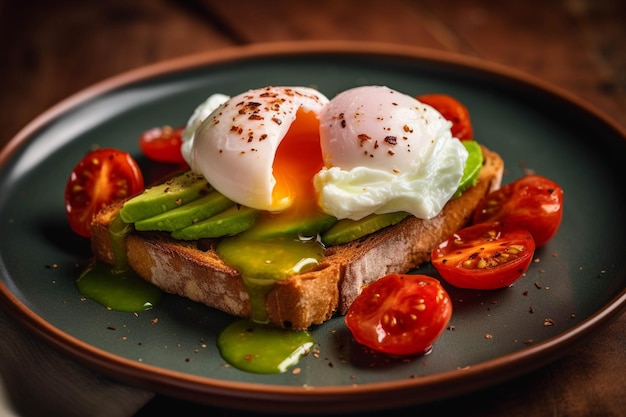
[1,42,625,413]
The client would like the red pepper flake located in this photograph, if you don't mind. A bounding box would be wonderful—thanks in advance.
[358,134,371,145]
[230,125,243,134]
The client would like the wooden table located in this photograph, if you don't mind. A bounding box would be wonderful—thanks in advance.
[1,1,624,416]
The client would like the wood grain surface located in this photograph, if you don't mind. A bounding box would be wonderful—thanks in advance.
[1,1,624,416]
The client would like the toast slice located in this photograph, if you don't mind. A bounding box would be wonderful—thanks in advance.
[91,146,503,330]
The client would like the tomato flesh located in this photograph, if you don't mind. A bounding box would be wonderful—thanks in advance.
[431,222,535,290]
[139,125,187,165]
[65,148,144,237]
[345,274,452,356]
[473,174,564,247]
[417,94,473,140]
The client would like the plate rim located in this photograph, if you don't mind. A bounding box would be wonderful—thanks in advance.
[1,40,625,413]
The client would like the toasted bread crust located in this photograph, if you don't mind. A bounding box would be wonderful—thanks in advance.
[91,146,503,330]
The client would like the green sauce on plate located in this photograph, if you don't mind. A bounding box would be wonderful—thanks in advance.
[76,260,163,312]
[217,319,315,374]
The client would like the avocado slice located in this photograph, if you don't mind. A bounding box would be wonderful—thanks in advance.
[321,211,411,246]
[120,171,211,223]
[134,190,235,232]
[245,211,337,239]
[453,140,483,198]
[171,205,259,240]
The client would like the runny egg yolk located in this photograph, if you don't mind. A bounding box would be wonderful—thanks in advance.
[270,109,324,218]
[219,108,327,324]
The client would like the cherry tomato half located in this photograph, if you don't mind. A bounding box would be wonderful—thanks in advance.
[431,222,536,290]
[417,94,473,140]
[139,125,187,165]
[345,274,452,356]
[473,174,564,247]
[65,148,144,237]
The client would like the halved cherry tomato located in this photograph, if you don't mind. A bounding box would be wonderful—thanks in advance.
[65,148,144,237]
[431,222,535,290]
[345,274,452,356]
[139,125,187,165]
[473,174,564,247]
[417,94,473,140]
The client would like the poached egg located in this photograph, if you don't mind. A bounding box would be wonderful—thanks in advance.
[183,86,329,213]
[181,85,468,222]
[314,85,468,220]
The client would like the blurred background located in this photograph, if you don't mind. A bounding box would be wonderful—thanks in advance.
[1,0,625,143]
[0,0,625,416]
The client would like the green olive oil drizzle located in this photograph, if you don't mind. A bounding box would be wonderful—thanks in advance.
[216,233,324,324]
[217,319,315,374]
[76,213,163,312]
[76,260,163,312]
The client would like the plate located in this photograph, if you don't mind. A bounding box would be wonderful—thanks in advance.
[1,41,625,413]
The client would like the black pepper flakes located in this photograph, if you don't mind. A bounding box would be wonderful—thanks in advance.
[384,136,397,145]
